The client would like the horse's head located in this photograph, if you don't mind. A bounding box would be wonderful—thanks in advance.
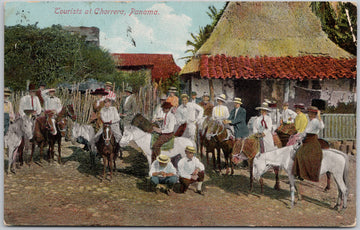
[66,104,77,121]
[45,113,57,136]
[252,152,271,182]
[102,123,113,146]
[205,119,222,141]
[56,117,68,137]
[120,125,134,146]
[21,115,34,140]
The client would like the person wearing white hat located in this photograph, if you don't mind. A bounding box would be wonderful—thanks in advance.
[152,93,168,125]
[253,102,276,152]
[280,102,297,125]
[175,94,204,140]
[198,92,214,117]
[149,154,177,195]
[19,83,42,118]
[265,99,281,131]
[212,94,229,121]
[104,81,116,101]
[166,86,179,110]
[224,97,249,139]
[178,146,205,195]
[43,88,62,115]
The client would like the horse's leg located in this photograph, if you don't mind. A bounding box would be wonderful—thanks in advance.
[288,173,296,208]
[259,177,264,194]
[216,147,221,173]
[249,159,253,191]
[102,156,107,181]
[324,171,331,192]
[109,155,113,180]
[332,172,348,210]
[18,137,25,166]
[29,141,35,164]
[273,166,280,190]
[57,136,62,164]
[39,142,44,163]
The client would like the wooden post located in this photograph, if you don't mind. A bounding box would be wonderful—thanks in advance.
[209,79,215,102]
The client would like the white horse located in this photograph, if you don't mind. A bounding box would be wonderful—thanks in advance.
[72,122,95,146]
[4,115,34,174]
[120,126,196,169]
[252,143,349,210]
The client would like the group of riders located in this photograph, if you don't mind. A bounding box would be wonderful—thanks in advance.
[4,82,325,195]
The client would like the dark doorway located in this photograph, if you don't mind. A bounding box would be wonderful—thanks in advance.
[233,79,261,122]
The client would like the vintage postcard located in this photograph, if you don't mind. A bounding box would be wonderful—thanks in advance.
[3,1,357,227]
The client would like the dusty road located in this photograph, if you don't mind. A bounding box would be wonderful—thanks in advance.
[4,141,356,227]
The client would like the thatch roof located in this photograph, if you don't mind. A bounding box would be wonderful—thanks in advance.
[181,1,355,76]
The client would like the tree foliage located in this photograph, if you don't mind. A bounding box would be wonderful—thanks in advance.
[311,2,357,55]
[5,24,116,91]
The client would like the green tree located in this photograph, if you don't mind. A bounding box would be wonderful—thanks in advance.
[5,24,116,91]
[311,2,357,55]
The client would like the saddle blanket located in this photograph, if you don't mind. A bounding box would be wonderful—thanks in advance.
[151,133,175,151]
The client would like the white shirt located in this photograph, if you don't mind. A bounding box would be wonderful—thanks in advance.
[44,96,62,114]
[100,107,120,123]
[305,118,325,135]
[149,160,177,177]
[153,104,165,121]
[281,109,297,124]
[175,102,204,124]
[253,115,273,133]
[178,156,205,179]
[19,95,42,117]
[161,111,176,134]
[212,105,230,120]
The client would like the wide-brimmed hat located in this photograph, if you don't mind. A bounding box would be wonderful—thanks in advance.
[185,146,196,153]
[49,88,56,93]
[233,97,242,105]
[265,99,277,108]
[125,86,133,93]
[91,88,109,95]
[28,84,36,91]
[216,94,226,102]
[159,94,167,100]
[255,102,271,111]
[294,103,305,109]
[157,154,170,164]
[202,92,210,98]
[161,102,172,109]
[4,88,11,96]
[307,106,318,113]
[168,87,177,93]
[105,82,113,88]
[181,94,189,99]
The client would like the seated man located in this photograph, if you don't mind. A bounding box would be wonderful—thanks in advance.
[149,154,177,195]
[178,146,205,195]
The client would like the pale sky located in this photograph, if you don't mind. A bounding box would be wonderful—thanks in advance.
[5,1,226,67]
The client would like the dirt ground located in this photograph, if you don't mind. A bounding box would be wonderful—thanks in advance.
[3,140,356,227]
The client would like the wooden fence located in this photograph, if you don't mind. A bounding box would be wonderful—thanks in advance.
[319,114,356,141]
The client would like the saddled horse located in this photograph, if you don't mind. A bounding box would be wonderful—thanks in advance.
[96,122,117,180]
[47,104,77,164]
[30,111,58,163]
[252,142,349,210]
[4,115,34,174]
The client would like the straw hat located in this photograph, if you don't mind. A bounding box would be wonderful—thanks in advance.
[159,94,167,100]
[4,88,11,96]
[181,94,189,99]
[156,154,170,164]
[49,88,56,93]
[294,103,305,109]
[105,82,113,88]
[233,97,242,105]
[90,88,109,95]
[185,146,196,153]
[202,92,210,98]
[307,106,318,113]
[255,102,271,111]
[168,87,177,93]
[216,94,226,102]
[161,102,172,109]
[125,86,133,93]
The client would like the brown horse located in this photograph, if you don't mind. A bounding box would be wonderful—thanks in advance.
[95,122,117,180]
[30,111,57,163]
[47,104,77,163]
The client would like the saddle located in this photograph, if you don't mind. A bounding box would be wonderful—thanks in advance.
[318,138,330,149]
[150,133,175,151]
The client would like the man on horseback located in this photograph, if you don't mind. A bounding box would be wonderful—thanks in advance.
[89,88,108,133]
[178,146,205,195]
[43,89,62,115]
[19,83,42,118]
[152,102,176,162]
[152,94,167,126]
[224,97,249,140]
[175,94,204,140]
[198,92,214,117]
[90,98,122,157]
[292,106,324,182]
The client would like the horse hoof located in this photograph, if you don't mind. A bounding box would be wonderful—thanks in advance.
[274,184,280,191]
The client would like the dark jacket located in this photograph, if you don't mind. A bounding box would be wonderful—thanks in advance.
[228,107,249,138]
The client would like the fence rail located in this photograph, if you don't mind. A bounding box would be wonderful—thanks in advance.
[319,114,356,141]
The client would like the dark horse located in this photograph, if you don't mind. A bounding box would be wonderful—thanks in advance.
[30,105,76,164]
[96,122,117,180]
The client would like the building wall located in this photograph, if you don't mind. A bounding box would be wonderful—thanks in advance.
[320,79,356,106]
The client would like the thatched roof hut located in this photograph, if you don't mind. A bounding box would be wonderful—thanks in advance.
[180,1,356,119]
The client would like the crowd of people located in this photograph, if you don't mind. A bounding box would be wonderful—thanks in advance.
[4,82,325,195]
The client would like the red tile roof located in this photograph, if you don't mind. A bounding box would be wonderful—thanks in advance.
[199,55,356,80]
[111,53,181,81]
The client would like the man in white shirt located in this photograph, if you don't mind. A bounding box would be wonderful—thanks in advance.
[19,83,42,117]
[175,94,204,140]
[212,94,229,121]
[178,146,205,195]
[43,89,62,114]
[152,94,167,126]
[281,102,297,125]
[149,154,177,195]
[91,98,122,156]
[152,102,176,162]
